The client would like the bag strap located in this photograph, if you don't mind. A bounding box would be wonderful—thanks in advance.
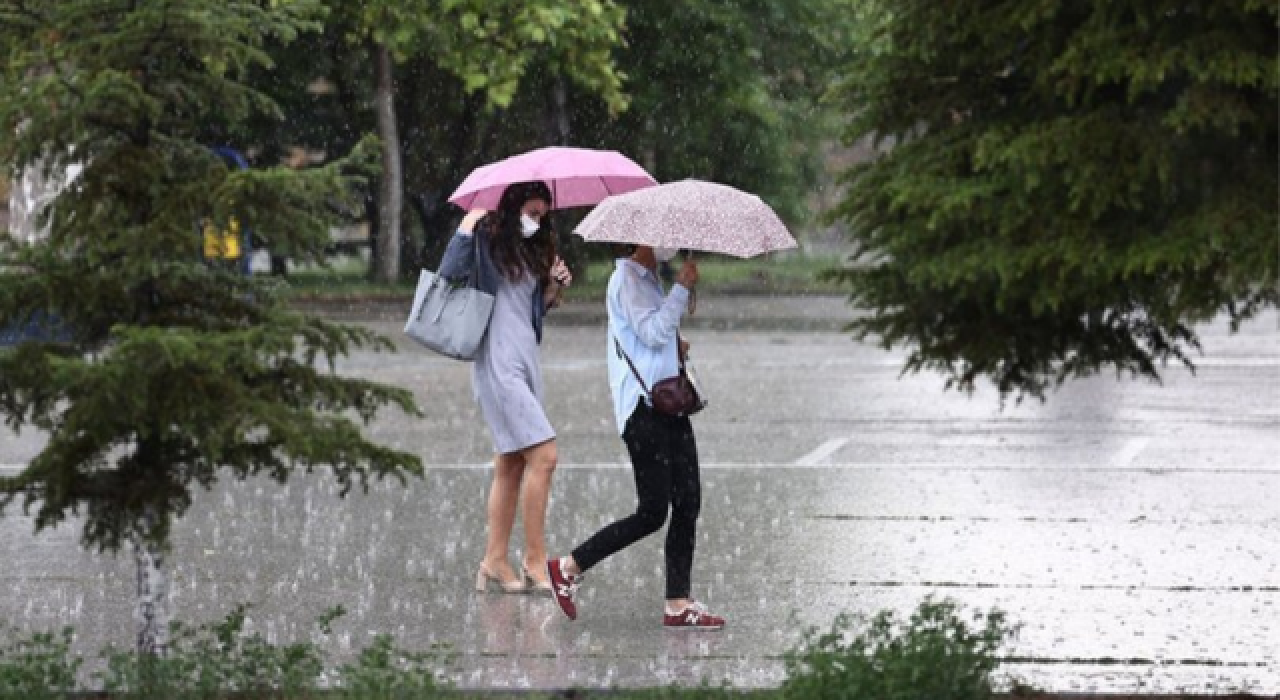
[614,337,652,397]
[465,220,484,289]
[613,335,686,398]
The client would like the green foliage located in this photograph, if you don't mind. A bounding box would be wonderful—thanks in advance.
[573,0,846,227]
[0,627,80,700]
[339,0,628,113]
[782,599,1015,700]
[310,0,630,280]
[429,0,629,114]
[0,605,448,699]
[232,0,845,278]
[337,634,449,700]
[0,0,422,552]
[829,0,1278,399]
[0,600,1017,698]
[98,604,327,698]
[600,687,743,700]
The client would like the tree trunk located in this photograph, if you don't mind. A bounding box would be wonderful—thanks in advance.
[546,77,571,148]
[641,115,658,174]
[131,509,170,655]
[640,117,673,284]
[544,77,586,275]
[372,42,402,283]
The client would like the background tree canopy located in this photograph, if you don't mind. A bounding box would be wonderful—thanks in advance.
[222,0,845,278]
[829,0,1278,400]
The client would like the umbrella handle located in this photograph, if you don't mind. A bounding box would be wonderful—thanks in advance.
[685,250,696,315]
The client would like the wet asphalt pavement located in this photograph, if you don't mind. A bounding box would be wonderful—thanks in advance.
[1,296,1277,693]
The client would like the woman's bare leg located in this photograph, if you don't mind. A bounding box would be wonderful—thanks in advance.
[482,452,526,581]
[519,438,559,580]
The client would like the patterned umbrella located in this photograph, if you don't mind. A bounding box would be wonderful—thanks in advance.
[572,179,797,258]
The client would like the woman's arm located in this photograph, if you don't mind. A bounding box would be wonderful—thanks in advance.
[617,269,689,349]
[438,210,487,281]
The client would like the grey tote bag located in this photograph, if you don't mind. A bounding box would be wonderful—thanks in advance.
[404,269,494,360]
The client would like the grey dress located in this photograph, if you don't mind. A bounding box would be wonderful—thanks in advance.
[472,269,555,453]
[438,224,556,453]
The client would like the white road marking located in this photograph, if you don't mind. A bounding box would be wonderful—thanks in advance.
[1110,437,1150,467]
[792,438,852,467]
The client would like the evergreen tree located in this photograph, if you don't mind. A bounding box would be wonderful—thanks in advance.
[830,1,1278,399]
[0,0,421,652]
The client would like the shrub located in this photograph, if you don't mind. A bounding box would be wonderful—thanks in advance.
[1,605,450,699]
[781,598,1016,700]
[97,603,328,699]
[0,627,81,700]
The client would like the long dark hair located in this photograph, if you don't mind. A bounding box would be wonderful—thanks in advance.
[481,181,555,284]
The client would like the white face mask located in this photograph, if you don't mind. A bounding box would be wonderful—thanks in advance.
[654,247,680,262]
[520,214,541,238]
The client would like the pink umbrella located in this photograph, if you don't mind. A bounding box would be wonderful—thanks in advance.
[448,147,657,210]
[572,179,797,258]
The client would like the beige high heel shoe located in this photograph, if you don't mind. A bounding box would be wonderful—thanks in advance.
[522,563,553,593]
[475,562,528,594]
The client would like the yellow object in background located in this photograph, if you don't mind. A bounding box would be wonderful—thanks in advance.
[202,216,242,260]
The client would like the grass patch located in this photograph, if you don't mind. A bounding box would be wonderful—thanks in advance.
[564,254,846,301]
[283,257,417,301]
[281,254,847,303]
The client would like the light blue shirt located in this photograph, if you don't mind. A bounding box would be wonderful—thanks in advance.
[606,258,691,435]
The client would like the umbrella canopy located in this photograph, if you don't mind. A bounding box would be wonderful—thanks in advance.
[448,146,657,211]
[572,179,797,258]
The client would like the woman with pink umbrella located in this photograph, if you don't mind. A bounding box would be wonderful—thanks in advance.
[441,147,657,595]
[439,181,572,594]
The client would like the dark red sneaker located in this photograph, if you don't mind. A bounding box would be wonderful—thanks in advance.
[546,557,582,621]
[663,602,725,630]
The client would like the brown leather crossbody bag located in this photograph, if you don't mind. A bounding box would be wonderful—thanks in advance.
[614,337,705,417]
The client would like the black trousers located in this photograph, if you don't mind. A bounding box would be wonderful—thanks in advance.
[571,400,702,600]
